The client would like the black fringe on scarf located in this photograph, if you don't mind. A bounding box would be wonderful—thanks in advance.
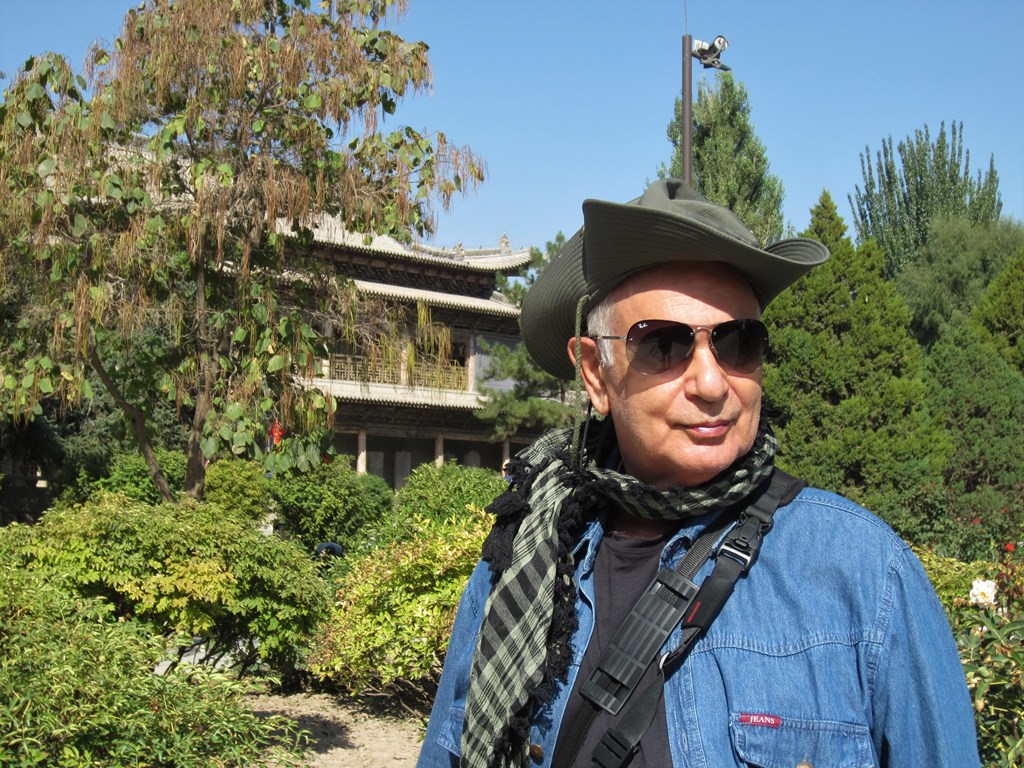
[478,421,617,767]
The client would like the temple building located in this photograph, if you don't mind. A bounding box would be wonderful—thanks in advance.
[300,219,534,488]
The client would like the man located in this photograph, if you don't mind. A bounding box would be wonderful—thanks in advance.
[417,180,979,767]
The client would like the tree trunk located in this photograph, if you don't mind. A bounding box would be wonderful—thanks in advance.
[88,347,176,503]
[182,256,216,500]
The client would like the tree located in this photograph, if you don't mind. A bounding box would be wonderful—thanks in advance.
[662,71,785,245]
[0,0,483,500]
[897,216,1024,347]
[763,191,948,537]
[849,120,1002,276]
[923,318,1024,560]
[476,233,575,441]
[973,246,1024,376]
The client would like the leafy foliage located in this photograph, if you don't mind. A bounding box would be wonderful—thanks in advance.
[849,121,1002,276]
[308,504,491,702]
[91,448,188,504]
[923,320,1024,561]
[0,0,483,500]
[8,492,330,678]
[663,71,785,245]
[478,233,576,440]
[387,459,506,538]
[974,246,1024,376]
[203,457,273,525]
[896,217,1024,347]
[269,456,393,553]
[0,533,309,767]
[763,191,948,536]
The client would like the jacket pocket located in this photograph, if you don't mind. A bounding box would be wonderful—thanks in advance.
[438,706,464,758]
[729,713,876,768]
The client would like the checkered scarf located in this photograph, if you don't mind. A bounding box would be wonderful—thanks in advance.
[460,416,778,768]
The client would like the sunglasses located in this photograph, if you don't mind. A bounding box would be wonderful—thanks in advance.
[591,319,769,375]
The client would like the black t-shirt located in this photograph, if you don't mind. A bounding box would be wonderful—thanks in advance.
[551,529,674,767]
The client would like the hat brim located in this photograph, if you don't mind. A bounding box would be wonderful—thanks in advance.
[521,198,828,381]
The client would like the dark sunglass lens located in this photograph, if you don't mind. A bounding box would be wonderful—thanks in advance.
[712,320,768,372]
[627,321,694,373]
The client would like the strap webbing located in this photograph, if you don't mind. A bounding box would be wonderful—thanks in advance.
[554,469,805,768]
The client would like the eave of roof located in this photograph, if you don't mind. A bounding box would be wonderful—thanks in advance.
[353,279,520,317]
[282,215,532,273]
[310,377,483,409]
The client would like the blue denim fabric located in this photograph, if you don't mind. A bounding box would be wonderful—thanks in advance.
[416,487,980,767]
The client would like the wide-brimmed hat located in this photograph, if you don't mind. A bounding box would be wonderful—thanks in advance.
[520,178,830,380]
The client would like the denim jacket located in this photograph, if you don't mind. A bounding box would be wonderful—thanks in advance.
[417,487,980,768]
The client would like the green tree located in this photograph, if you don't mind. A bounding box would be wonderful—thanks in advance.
[763,190,948,536]
[897,217,1024,347]
[477,234,575,440]
[974,246,1024,376]
[923,319,1024,560]
[849,120,1002,276]
[0,0,482,501]
[663,71,785,245]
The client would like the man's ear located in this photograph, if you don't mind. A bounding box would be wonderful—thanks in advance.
[567,336,611,415]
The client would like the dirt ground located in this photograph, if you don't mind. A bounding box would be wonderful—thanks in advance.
[250,692,425,767]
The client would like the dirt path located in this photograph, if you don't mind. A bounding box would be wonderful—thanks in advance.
[250,692,424,767]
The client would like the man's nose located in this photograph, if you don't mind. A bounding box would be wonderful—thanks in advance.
[683,333,729,401]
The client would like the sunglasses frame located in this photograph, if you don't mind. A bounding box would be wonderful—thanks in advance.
[591,318,769,375]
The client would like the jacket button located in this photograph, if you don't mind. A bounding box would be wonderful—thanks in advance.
[529,743,544,761]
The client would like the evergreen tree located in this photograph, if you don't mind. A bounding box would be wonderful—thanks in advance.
[476,234,574,440]
[897,216,1024,347]
[973,246,1024,376]
[923,318,1024,560]
[849,121,1002,276]
[763,191,948,537]
[663,72,785,245]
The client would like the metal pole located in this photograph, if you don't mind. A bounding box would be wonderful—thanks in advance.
[682,34,693,184]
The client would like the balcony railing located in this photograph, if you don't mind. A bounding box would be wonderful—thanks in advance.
[327,354,468,391]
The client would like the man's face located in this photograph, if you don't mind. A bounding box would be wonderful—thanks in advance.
[574,262,763,489]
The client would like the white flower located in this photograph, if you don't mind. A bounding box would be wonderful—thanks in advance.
[969,579,997,609]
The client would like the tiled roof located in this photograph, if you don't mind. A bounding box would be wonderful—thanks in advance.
[285,215,532,273]
[353,279,520,317]
[309,377,482,409]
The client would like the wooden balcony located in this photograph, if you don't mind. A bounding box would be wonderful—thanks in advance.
[327,354,469,392]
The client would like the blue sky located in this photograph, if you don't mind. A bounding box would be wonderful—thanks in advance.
[2,0,1021,252]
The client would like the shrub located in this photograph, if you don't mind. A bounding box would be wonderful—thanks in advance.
[308,504,491,703]
[361,459,505,551]
[919,547,1024,766]
[203,458,273,524]
[10,492,330,679]
[0,543,309,767]
[91,448,188,504]
[269,457,393,553]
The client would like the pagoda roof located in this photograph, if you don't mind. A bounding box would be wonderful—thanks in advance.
[289,215,532,274]
[353,279,519,317]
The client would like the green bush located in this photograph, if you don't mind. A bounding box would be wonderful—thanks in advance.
[9,492,330,678]
[919,547,1024,766]
[269,457,392,553]
[203,458,273,524]
[364,460,505,550]
[308,504,491,703]
[0,544,309,767]
[91,448,188,504]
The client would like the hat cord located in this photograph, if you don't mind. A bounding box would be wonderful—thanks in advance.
[570,293,592,468]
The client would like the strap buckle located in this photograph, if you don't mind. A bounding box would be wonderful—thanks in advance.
[717,539,756,570]
[592,728,635,768]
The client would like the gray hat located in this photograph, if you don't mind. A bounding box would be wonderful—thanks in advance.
[519,178,830,380]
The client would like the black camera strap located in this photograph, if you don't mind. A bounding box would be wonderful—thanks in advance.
[554,468,804,768]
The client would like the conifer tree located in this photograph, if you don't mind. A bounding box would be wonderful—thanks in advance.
[763,191,948,536]
[973,246,1024,376]
[850,121,1002,276]
[663,72,784,245]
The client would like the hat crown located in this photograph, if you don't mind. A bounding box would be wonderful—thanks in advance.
[629,179,760,249]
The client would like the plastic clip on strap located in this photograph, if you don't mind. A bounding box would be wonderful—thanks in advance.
[580,569,698,715]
